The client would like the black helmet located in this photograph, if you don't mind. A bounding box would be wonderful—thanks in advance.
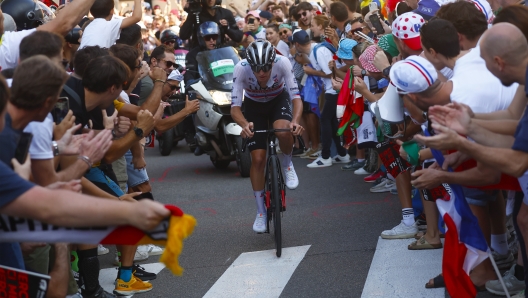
[245,39,276,73]
[1,0,54,31]
[160,28,179,45]
[197,21,220,48]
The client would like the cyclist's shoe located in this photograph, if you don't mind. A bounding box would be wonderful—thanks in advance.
[332,153,351,164]
[253,213,267,233]
[307,156,332,168]
[133,264,157,281]
[380,220,417,239]
[114,275,152,295]
[284,164,299,190]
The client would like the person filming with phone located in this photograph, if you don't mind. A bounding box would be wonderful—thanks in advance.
[179,0,242,49]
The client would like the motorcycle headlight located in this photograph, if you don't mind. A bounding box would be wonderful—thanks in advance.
[209,91,232,106]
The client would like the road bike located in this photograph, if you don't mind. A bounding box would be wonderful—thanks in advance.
[242,128,304,257]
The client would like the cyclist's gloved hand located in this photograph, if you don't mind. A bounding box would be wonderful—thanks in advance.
[290,122,304,136]
[241,122,254,139]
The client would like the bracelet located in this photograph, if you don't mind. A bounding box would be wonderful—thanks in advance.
[77,155,93,168]
[153,79,166,84]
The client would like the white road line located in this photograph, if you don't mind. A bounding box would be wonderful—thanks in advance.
[99,262,165,297]
[203,245,311,298]
[361,237,444,298]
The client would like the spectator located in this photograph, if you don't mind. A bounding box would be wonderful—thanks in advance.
[265,24,290,57]
[279,24,293,43]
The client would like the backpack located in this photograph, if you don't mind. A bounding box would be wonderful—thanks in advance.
[312,40,337,62]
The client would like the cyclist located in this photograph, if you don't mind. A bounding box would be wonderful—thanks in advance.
[231,39,304,233]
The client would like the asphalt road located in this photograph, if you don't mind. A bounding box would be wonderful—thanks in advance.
[96,142,500,298]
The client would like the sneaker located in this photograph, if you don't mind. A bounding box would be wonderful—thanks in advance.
[485,264,525,296]
[341,159,365,171]
[146,244,164,256]
[300,148,317,159]
[370,178,395,193]
[133,264,157,281]
[253,213,267,233]
[492,250,515,270]
[307,156,332,168]
[292,147,305,157]
[283,164,299,190]
[114,276,152,295]
[332,153,351,164]
[98,245,109,256]
[307,150,322,160]
[381,221,418,239]
[114,249,149,266]
[371,177,385,187]
[82,285,115,298]
[512,290,525,298]
[364,169,385,183]
[354,167,371,175]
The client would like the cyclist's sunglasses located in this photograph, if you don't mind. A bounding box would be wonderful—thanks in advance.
[251,64,272,73]
[279,30,289,35]
[204,34,218,41]
[297,11,307,18]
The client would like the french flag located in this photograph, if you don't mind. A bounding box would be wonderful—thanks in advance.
[425,130,489,298]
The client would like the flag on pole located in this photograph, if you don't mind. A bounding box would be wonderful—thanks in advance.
[425,130,489,298]
[0,205,196,276]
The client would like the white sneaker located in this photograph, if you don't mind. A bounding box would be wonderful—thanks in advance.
[354,167,371,175]
[98,244,109,255]
[134,248,149,262]
[486,264,525,295]
[307,150,322,160]
[492,250,515,270]
[370,178,395,193]
[332,153,351,164]
[380,221,418,239]
[307,156,332,168]
[283,164,299,190]
[253,213,267,233]
[146,244,164,256]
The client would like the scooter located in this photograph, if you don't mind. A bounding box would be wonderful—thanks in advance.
[186,47,251,177]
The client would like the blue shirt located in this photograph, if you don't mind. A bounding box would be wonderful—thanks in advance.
[0,113,36,270]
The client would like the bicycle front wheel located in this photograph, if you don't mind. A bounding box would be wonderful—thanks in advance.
[268,155,282,257]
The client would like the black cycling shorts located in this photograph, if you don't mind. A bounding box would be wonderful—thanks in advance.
[244,90,292,152]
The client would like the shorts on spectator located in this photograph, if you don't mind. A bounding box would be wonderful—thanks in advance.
[465,189,498,207]
[84,167,124,197]
[125,150,149,188]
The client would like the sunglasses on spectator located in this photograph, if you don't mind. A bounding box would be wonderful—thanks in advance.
[135,61,142,69]
[350,26,366,34]
[204,34,218,41]
[164,40,176,45]
[163,60,177,68]
[279,30,289,35]
[166,82,180,91]
[297,11,307,18]
[251,64,273,73]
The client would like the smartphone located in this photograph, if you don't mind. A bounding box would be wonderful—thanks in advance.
[369,2,378,12]
[52,97,69,125]
[248,18,255,25]
[15,133,33,164]
[369,14,385,35]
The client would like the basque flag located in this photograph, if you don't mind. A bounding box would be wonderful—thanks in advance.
[425,130,489,298]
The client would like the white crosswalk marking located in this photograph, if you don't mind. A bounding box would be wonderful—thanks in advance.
[203,245,311,298]
[99,262,165,297]
[361,237,444,297]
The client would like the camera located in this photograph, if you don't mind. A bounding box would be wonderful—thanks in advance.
[65,27,81,45]
[185,0,203,14]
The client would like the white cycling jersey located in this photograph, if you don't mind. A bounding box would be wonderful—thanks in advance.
[230,55,300,107]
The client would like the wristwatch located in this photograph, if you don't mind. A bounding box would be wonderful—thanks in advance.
[382,66,392,78]
[361,69,367,76]
[133,127,144,138]
[52,141,60,156]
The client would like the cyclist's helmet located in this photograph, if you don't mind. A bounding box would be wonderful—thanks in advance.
[197,21,220,48]
[1,0,54,31]
[160,28,181,46]
[245,39,276,73]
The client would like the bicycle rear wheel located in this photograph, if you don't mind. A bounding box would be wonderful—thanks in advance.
[267,155,282,257]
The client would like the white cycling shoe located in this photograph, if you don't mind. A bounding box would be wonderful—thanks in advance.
[283,163,299,190]
[253,213,267,233]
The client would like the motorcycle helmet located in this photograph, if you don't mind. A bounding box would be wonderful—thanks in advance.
[245,39,276,73]
[197,21,220,48]
[160,28,181,47]
[1,0,54,31]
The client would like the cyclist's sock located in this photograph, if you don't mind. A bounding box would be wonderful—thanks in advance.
[279,151,292,169]
[119,266,133,282]
[402,208,414,226]
[254,190,266,214]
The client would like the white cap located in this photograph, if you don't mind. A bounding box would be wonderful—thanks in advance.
[168,69,183,82]
[389,55,438,93]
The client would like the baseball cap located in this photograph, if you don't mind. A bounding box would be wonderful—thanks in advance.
[468,0,494,24]
[378,34,399,58]
[154,5,161,10]
[359,45,381,73]
[389,55,438,93]
[336,38,358,60]
[259,10,273,20]
[245,11,261,21]
[168,70,184,82]
[392,12,425,51]
[288,29,310,45]
[413,0,440,20]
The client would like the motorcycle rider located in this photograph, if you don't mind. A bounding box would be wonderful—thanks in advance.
[231,39,304,233]
[179,0,242,49]
[184,21,221,85]
[160,28,182,48]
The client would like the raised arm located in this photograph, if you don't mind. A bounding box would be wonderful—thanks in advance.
[38,0,96,36]
[121,0,143,28]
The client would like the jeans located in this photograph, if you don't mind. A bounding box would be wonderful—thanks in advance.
[320,93,346,159]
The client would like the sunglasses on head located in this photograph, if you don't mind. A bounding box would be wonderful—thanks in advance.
[279,30,289,35]
[204,34,218,41]
[297,11,307,18]
[251,64,273,73]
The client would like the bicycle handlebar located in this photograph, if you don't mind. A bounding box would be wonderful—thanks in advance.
[241,128,306,153]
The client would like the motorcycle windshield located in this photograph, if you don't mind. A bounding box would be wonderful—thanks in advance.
[196,47,240,92]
